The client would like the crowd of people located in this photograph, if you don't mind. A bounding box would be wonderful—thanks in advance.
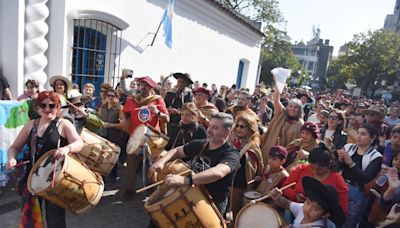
[1,70,400,228]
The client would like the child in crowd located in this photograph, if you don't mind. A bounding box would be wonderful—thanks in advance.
[256,146,289,194]
[271,176,345,228]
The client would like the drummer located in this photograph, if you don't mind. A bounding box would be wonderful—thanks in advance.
[122,76,169,201]
[271,176,346,228]
[150,113,240,214]
[7,90,84,228]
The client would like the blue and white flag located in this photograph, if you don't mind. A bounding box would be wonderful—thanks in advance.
[161,0,174,48]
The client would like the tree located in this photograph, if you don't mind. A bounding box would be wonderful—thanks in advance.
[221,0,303,85]
[327,29,400,96]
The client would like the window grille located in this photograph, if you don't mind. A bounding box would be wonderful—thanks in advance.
[71,19,122,95]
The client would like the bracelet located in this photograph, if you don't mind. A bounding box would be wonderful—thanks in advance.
[188,175,193,186]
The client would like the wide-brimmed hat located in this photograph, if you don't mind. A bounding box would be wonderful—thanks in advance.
[302,176,345,225]
[136,76,157,88]
[297,92,313,103]
[67,89,82,104]
[363,105,385,120]
[173,72,193,85]
[49,75,73,91]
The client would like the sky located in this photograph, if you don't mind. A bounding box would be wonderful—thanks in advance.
[277,0,396,56]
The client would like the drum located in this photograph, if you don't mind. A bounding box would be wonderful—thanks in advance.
[78,128,120,176]
[147,159,191,183]
[127,125,169,160]
[145,185,226,228]
[27,150,104,214]
[235,203,286,228]
[242,190,263,206]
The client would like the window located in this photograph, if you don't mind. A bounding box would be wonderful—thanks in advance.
[308,62,314,71]
[71,19,122,95]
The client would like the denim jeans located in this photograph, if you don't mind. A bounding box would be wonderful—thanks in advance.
[344,183,369,228]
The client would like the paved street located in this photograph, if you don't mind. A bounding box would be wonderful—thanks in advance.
[0,166,150,228]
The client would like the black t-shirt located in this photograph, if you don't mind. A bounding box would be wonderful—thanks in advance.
[0,75,10,100]
[183,139,240,205]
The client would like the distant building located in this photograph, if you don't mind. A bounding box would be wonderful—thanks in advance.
[384,0,400,33]
[291,28,333,87]
[338,44,348,57]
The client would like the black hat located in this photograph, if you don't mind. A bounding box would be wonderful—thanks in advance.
[173,72,193,85]
[302,176,345,225]
[297,92,313,103]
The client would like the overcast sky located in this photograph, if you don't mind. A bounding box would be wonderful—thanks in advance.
[278,0,396,55]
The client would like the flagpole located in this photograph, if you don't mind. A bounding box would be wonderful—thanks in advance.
[150,20,163,47]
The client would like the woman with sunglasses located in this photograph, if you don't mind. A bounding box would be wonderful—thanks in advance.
[229,112,263,217]
[7,91,84,228]
[98,89,122,184]
[17,79,39,101]
[321,109,347,150]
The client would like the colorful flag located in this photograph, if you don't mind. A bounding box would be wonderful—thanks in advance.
[161,0,174,48]
[0,100,30,186]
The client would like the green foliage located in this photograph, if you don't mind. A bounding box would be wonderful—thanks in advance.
[327,29,400,95]
[221,0,304,85]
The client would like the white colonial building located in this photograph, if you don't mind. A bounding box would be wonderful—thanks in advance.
[0,0,263,96]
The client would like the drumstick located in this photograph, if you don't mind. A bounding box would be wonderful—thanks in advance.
[52,140,61,188]
[250,182,296,204]
[136,169,192,193]
[14,160,30,167]
[247,179,256,185]
[65,99,78,109]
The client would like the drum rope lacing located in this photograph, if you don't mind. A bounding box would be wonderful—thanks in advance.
[62,170,102,204]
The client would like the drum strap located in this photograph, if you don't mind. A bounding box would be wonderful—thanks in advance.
[30,119,40,164]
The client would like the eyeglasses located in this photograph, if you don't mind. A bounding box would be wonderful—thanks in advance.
[107,94,115,97]
[235,124,248,129]
[328,115,339,120]
[39,103,56,110]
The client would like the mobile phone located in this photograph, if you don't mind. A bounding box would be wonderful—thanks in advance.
[123,69,133,78]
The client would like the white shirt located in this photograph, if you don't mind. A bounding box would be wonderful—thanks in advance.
[290,202,325,228]
[308,113,320,124]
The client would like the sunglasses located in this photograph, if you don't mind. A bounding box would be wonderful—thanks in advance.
[328,115,339,120]
[39,103,56,110]
[107,94,115,97]
[236,124,248,129]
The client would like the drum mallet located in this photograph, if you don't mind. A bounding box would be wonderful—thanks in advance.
[250,182,296,204]
[136,169,192,193]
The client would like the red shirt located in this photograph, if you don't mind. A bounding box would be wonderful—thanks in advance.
[282,164,349,214]
[122,96,168,134]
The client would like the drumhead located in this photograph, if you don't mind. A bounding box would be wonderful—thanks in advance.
[30,153,64,193]
[244,191,262,200]
[146,185,180,205]
[236,203,281,228]
[126,125,146,154]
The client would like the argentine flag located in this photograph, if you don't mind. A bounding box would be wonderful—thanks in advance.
[161,0,174,48]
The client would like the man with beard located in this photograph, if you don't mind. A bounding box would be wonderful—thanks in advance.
[164,73,194,148]
[150,113,240,215]
[227,90,258,120]
[121,76,169,200]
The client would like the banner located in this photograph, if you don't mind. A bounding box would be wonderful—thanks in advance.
[0,100,30,186]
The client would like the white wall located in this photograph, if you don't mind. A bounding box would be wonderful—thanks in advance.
[1,0,25,96]
[4,0,262,95]
[64,0,262,89]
